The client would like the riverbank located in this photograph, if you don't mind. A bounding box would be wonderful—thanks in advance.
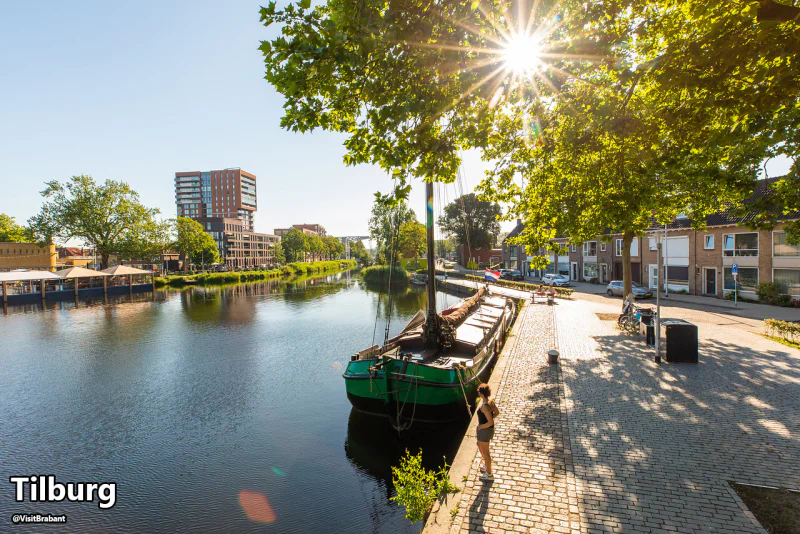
[154,260,357,287]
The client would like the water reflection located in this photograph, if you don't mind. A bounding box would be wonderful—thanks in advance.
[0,269,469,533]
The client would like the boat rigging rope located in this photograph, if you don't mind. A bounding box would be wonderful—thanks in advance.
[454,365,473,419]
[392,362,419,433]
[382,209,401,346]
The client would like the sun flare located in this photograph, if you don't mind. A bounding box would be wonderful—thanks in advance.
[502,33,543,75]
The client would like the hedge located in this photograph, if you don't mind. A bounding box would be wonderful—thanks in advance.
[764,319,800,344]
[155,260,357,287]
[465,275,574,299]
[362,265,410,285]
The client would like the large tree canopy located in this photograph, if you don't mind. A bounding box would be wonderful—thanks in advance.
[28,175,161,269]
[439,193,501,250]
[397,220,427,259]
[261,0,800,296]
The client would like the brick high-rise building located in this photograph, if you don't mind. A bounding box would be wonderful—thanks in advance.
[175,168,257,231]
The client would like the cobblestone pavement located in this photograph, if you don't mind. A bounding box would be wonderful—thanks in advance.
[450,303,581,533]
[446,296,799,533]
[556,298,800,533]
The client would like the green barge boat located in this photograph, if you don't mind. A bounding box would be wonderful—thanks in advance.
[343,182,516,427]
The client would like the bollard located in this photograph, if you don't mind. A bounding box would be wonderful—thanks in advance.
[547,350,559,364]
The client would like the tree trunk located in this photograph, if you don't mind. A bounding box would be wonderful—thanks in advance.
[101,253,110,270]
[621,231,634,309]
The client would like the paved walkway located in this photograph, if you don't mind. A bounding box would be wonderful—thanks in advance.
[448,302,581,533]
[429,296,800,533]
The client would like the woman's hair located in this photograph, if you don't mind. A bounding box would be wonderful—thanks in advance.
[477,383,491,398]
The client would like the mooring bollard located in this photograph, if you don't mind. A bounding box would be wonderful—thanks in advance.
[547,350,559,364]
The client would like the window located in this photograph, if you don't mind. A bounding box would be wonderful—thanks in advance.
[583,263,598,279]
[600,241,606,252]
[774,232,800,257]
[774,269,800,297]
[704,235,714,250]
[570,244,576,252]
[724,267,758,292]
[583,241,597,256]
[649,237,657,251]
[615,239,622,256]
[631,237,639,256]
[723,233,758,257]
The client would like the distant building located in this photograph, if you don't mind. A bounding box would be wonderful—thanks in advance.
[175,168,258,232]
[199,218,280,270]
[0,242,57,272]
[57,247,94,268]
[456,244,502,269]
[274,224,327,238]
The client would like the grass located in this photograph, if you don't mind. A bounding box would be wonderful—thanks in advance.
[761,334,800,351]
[154,260,357,288]
[730,482,800,534]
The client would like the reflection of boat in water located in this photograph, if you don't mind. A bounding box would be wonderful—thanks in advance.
[409,272,427,286]
[343,183,516,427]
[344,408,467,499]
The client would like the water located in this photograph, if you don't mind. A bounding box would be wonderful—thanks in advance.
[0,272,468,533]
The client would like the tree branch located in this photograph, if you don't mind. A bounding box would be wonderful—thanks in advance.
[759,0,800,23]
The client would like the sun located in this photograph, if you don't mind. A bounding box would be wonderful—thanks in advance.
[502,33,543,75]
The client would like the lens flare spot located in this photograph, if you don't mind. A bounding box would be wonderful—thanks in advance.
[331,361,343,371]
[272,467,286,477]
[238,490,276,523]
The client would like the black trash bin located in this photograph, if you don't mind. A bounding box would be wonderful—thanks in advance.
[659,319,698,363]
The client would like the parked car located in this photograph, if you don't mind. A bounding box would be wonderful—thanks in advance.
[606,280,653,298]
[542,274,571,287]
[501,269,524,281]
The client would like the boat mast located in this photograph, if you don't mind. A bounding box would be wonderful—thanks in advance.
[424,181,439,347]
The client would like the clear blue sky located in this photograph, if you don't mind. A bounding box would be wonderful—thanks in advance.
[0,0,494,239]
[0,1,791,241]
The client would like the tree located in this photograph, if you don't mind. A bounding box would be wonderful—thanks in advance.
[439,194,501,250]
[435,237,456,259]
[397,220,427,260]
[308,235,324,262]
[348,239,369,262]
[272,241,286,265]
[260,0,799,297]
[281,228,308,262]
[28,175,161,269]
[174,217,220,269]
[119,218,174,263]
[0,213,32,242]
[323,235,344,259]
[368,199,415,264]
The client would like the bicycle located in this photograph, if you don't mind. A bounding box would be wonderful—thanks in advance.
[618,301,654,335]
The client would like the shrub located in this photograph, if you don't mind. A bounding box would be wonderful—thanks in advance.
[756,282,794,307]
[390,449,460,524]
[465,275,573,298]
[154,261,356,288]
[764,319,800,344]
[362,265,410,285]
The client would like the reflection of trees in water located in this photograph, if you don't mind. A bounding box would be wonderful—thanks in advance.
[361,282,427,320]
[177,272,356,321]
[344,408,467,501]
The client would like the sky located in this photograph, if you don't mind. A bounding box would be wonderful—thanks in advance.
[0,1,792,242]
[0,0,499,241]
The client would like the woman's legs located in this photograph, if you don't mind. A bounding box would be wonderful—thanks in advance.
[477,440,492,475]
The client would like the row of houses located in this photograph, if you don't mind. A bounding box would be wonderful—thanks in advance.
[0,243,181,272]
[501,179,800,301]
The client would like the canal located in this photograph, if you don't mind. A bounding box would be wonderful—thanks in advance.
[0,271,469,533]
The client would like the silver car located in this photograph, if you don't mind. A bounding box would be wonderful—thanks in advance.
[606,280,653,298]
[542,274,570,287]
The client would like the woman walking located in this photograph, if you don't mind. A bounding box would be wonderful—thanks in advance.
[476,383,499,481]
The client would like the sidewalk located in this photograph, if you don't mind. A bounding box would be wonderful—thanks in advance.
[424,296,799,533]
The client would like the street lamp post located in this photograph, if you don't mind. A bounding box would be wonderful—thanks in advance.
[655,240,662,364]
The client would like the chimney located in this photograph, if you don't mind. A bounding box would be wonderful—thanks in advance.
[516,218,522,226]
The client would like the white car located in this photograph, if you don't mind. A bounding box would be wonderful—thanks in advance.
[542,274,570,287]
